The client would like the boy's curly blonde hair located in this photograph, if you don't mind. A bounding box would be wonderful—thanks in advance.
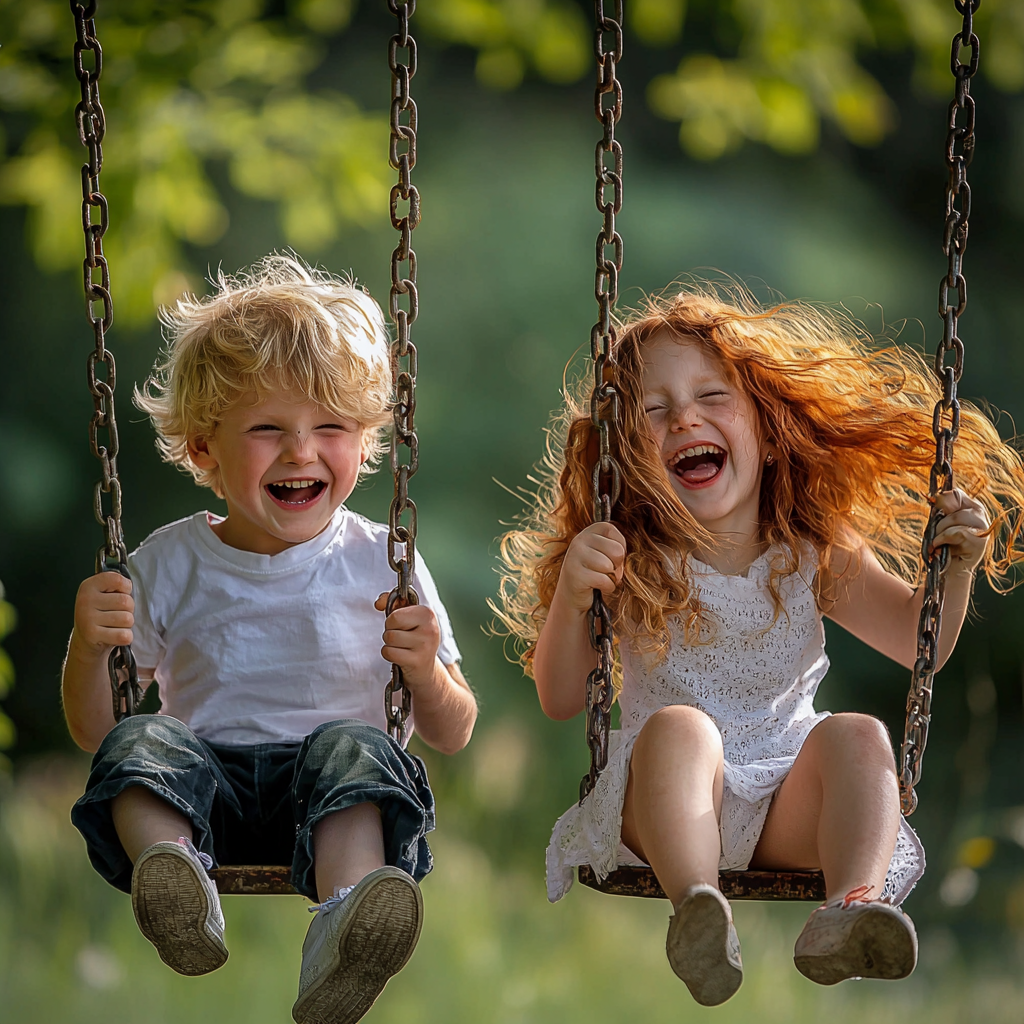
[135,254,393,496]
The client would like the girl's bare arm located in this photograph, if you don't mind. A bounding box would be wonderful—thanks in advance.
[821,489,988,670]
[533,523,626,720]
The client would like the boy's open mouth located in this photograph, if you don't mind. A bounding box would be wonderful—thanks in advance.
[265,478,327,507]
[668,444,726,487]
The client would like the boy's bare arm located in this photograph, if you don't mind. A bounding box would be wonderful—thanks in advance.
[62,572,140,752]
[403,659,477,755]
[375,595,478,754]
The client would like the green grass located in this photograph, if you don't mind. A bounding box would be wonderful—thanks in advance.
[1,757,1020,1024]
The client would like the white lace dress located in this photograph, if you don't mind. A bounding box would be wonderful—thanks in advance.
[546,547,925,905]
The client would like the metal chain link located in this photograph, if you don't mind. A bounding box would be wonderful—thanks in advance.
[581,0,624,802]
[899,0,980,816]
[384,0,421,744]
[70,0,142,722]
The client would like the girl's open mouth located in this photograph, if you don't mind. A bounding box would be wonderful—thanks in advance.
[669,444,726,487]
[265,479,327,507]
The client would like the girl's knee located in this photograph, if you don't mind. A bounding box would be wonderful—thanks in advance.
[810,713,895,764]
[638,705,723,753]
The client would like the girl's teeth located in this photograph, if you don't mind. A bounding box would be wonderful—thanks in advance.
[672,445,722,465]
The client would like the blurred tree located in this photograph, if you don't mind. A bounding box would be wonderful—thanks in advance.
[424,0,1024,158]
[0,0,389,322]
[3,0,1023,325]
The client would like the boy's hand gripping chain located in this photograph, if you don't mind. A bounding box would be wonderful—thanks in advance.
[71,1,143,722]
[385,0,420,745]
[581,0,624,803]
[900,0,980,816]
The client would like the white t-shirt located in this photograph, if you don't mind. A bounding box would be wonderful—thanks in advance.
[127,508,461,746]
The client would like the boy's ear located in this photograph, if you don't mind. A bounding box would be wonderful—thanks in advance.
[187,434,218,471]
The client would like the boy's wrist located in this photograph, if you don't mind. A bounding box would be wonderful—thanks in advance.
[401,656,444,695]
[67,629,111,665]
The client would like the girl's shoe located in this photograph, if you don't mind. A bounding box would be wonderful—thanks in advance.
[131,837,228,976]
[666,883,743,1006]
[292,866,423,1024]
[793,886,918,984]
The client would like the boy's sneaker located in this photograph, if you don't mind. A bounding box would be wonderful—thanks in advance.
[793,886,918,984]
[292,866,423,1024]
[131,836,228,976]
[666,883,743,1006]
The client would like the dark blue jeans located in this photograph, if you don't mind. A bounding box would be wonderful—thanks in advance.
[71,715,434,900]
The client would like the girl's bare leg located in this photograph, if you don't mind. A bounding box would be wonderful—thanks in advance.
[312,803,386,902]
[749,713,900,900]
[620,705,725,906]
[112,786,194,862]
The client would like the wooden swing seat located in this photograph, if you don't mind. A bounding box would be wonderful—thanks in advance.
[211,864,826,901]
[578,864,826,901]
[211,865,296,896]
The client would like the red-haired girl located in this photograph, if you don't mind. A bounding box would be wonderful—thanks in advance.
[496,287,1024,1006]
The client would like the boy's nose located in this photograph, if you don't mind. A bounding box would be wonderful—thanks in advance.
[283,432,316,463]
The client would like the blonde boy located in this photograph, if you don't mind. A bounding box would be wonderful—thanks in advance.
[63,255,477,1024]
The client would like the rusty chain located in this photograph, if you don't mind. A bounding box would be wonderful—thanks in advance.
[581,0,624,802]
[384,0,421,744]
[71,0,143,723]
[899,0,980,816]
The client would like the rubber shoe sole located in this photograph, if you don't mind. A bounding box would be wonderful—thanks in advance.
[794,904,917,984]
[131,843,228,976]
[292,867,423,1024]
[666,885,743,1006]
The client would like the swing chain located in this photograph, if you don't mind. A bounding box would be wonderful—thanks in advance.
[71,0,143,722]
[385,0,420,744]
[581,0,624,803]
[900,0,980,816]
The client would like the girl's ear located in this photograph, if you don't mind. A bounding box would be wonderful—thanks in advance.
[187,434,218,471]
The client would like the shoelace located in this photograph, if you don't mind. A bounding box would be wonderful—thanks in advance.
[309,884,356,915]
[821,884,874,910]
[176,836,214,873]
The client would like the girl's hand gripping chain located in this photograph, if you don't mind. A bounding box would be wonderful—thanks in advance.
[556,522,627,612]
[930,488,989,575]
[533,523,627,722]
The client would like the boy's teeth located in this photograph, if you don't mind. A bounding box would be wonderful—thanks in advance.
[278,479,319,488]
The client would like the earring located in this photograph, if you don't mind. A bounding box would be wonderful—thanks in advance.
[765,452,775,466]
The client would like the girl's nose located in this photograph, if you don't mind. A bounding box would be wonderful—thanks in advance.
[671,402,703,431]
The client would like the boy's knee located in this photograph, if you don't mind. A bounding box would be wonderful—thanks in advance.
[304,719,370,758]
[99,714,200,759]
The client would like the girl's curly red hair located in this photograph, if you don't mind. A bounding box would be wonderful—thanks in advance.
[495,284,1024,670]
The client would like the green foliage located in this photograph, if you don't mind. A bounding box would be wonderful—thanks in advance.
[3,0,1024,324]
[0,582,16,753]
[422,0,1024,157]
[0,0,388,323]
[419,0,590,89]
